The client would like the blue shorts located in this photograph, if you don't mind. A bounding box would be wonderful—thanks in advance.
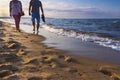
[31,13,40,23]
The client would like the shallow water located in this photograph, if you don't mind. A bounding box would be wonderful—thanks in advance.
[1,17,120,51]
[0,17,120,64]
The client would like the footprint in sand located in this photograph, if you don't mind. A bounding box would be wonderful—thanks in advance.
[0,64,18,72]
[4,75,20,80]
[63,67,78,74]
[24,58,39,66]
[20,64,39,72]
[0,38,4,41]
[59,55,79,64]
[0,70,12,78]
[0,31,4,37]
[5,40,21,49]
[98,66,120,80]
[17,49,26,56]
[28,77,42,80]
[0,53,21,63]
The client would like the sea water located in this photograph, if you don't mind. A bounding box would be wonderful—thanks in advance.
[0,17,120,51]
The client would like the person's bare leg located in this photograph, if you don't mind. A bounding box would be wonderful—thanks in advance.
[32,22,35,31]
[37,22,39,32]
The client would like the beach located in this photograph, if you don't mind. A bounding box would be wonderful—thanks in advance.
[0,21,120,80]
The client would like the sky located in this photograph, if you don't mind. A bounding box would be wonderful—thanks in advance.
[0,0,120,18]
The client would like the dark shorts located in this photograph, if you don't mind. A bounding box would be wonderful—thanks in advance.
[31,13,40,23]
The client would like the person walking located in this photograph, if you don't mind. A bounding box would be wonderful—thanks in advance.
[9,0,24,32]
[29,0,45,32]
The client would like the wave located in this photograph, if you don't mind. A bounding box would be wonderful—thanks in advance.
[41,24,120,51]
[1,18,120,51]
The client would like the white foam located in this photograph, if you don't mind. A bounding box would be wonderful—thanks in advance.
[42,24,120,51]
[1,18,120,52]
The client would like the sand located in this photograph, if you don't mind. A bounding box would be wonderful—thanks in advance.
[0,21,120,80]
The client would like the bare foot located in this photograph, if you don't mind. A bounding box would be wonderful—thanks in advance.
[33,28,35,31]
[36,31,39,35]
[16,29,21,32]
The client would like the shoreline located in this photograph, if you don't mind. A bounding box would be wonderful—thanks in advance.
[42,29,120,64]
[0,21,120,80]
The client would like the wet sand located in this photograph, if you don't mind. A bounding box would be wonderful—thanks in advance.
[0,21,120,80]
[40,27,120,64]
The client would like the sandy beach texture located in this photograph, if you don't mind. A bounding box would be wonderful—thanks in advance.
[0,21,120,80]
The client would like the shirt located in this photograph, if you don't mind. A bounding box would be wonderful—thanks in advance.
[10,1,22,15]
[30,0,42,13]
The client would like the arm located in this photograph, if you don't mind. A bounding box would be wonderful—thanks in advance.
[10,8,12,17]
[29,2,32,15]
[40,2,45,22]
[20,1,23,12]
[40,2,44,17]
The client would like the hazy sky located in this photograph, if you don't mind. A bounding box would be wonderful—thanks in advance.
[0,0,120,18]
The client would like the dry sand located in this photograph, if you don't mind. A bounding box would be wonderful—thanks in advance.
[0,21,120,80]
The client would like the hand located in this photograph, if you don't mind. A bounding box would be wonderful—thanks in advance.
[41,14,44,17]
[29,12,31,16]
[9,12,12,17]
[10,14,12,17]
[41,14,45,22]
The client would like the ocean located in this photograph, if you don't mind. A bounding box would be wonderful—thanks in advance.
[0,17,120,51]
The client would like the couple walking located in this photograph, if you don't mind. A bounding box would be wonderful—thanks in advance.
[9,0,45,32]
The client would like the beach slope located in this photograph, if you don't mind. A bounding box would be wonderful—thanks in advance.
[0,21,120,80]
